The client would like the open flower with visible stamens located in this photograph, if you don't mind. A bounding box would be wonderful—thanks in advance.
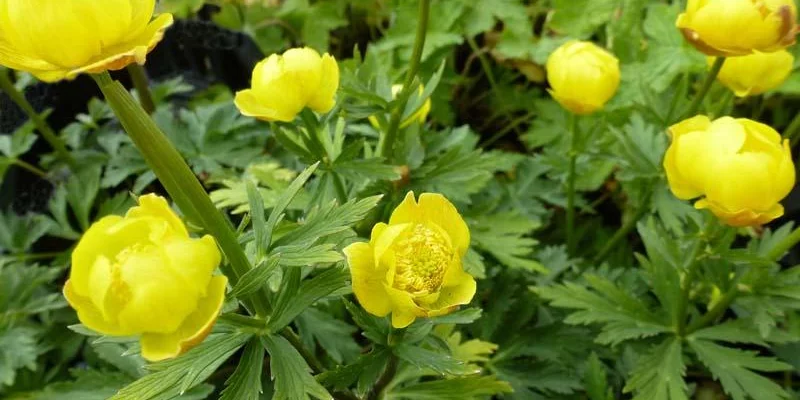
[344,192,476,328]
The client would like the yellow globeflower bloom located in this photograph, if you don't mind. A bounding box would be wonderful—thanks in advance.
[546,40,620,115]
[63,194,227,362]
[664,116,795,227]
[0,0,173,82]
[677,0,798,56]
[713,50,795,97]
[368,84,432,129]
[235,47,340,122]
[343,192,476,328]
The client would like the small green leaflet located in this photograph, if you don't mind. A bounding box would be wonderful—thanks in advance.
[260,334,330,400]
[623,337,687,400]
[219,339,264,400]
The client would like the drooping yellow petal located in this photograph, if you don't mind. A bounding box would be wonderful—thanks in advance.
[386,286,425,328]
[63,280,136,336]
[713,51,794,97]
[343,242,392,317]
[139,276,227,362]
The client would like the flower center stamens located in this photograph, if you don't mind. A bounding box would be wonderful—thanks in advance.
[392,224,452,294]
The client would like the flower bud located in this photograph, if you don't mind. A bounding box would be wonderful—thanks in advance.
[677,0,798,56]
[664,116,795,226]
[713,50,794,97]
[343,192,476,328]
[0,0,173,82]
[545,41,620,115]
[63,194,226,361]
[368,84,432,129]
[234,47,339,122]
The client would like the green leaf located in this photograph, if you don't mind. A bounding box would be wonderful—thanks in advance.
[317,347,391,392]
[343,298,390,345]
[268,266,350,332]
[111,332,250,400]
[388,376,512,399]
[265,163,319,250]
[16,369,133,400]
[295,307,360,364]
[534,275,670,346]
[549,0,618,38]
[219,339,264,400]
[688,339,792,400]
[0,326,40,387]
[585,353,612,400]
[66,166,102,231]
[229,255,281,299]
[276,243,343,267]
[623,337,688,400]
[260,334,330,400]
[470,211,546,274]
[394,343,476,376]
[689,320,798,346]
[246,180,267,259]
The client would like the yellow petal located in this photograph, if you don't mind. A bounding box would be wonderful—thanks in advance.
[139,275,228,362]
[429,259,476,312]
[703,152,778,215]
[64,279,135,336]
[117,247,199,334]
[389,192,470,256]
[668,115,711,139]
[281,47,323,102]
[343,242,391,317]
[234,89,300,122]
[70,215,124,296]
[545,40,620,115]
[386,286,425,328]
[307,53,339,113]
[696,199,785,227]
[162,235,221,296]
[126,193,188,238]
[713,50,794,97]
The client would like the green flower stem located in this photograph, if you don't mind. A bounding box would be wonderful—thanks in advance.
[12,159,48,179]
[91,72,269,317]
[379,0,430,160]
[684,57,726,118]
[782,111,800,146]
[0,68,77,169]
[591,195,651,266]
[766,226,800,262]
[685,285,739,335]
[126,64,156,114]
[565,115,579,256]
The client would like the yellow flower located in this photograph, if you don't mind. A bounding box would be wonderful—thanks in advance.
[676,0,798,56]
[368,84,432,129]
[712,50,794,97]
[63,194,226,362]
[343,192,476,328]
[234,47,340,122]
[0,0,173,82]
[545,40,620,115]
[664,116,795,227]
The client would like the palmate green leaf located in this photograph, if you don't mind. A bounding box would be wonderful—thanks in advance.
[295,307,360,364]
[470,211,547,274]
[493,360,582,396]
[317,347,391,394]
[261,334,330,400]
[689,320,798,346]
[689,339,792,400]
[585,353,613,400]
[534,275,670,346]
[640,3,705,93]
[111,332,250,400]
[0,326,40,387]
[0,262,64,318]
[0,210,51,254]
[624,337,687,400]
[267,266,350,332]
[272,195,382,250]
[636,219,683,326]
[343,298,390,345]
[387,376,512,400]
[394,343,476,376]
[549,0,618,38]
[219,339,263,400]
[229,255,281,298]
[13,369,133,400]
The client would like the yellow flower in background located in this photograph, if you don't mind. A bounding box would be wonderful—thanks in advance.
[0,0,173,82]
[713,50,795,97]
[664,116,795,227]
[546,40,620,115]
[677,0,798,56]
[368,84,432,129]
[63,194,226,362]
[343,192,476,328]
[235,47,340,122]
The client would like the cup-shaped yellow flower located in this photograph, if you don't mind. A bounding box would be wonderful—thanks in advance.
[0,0,173,82]
[368,84,432,129]
[712,50,794,97]
[234,47,339,122]
[677,0,798,56]
[664,116,795,227]
[63,194,227,362]
[343,192,476,328]
[546,40,620,115]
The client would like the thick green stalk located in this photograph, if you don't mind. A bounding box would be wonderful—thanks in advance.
[13,159,48,179]
[91,72,268,317]
[684,57,726,118]
[126,64,156,114]
[565,115,579,256]
[0,68,77,169]
[379,0,430,160]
